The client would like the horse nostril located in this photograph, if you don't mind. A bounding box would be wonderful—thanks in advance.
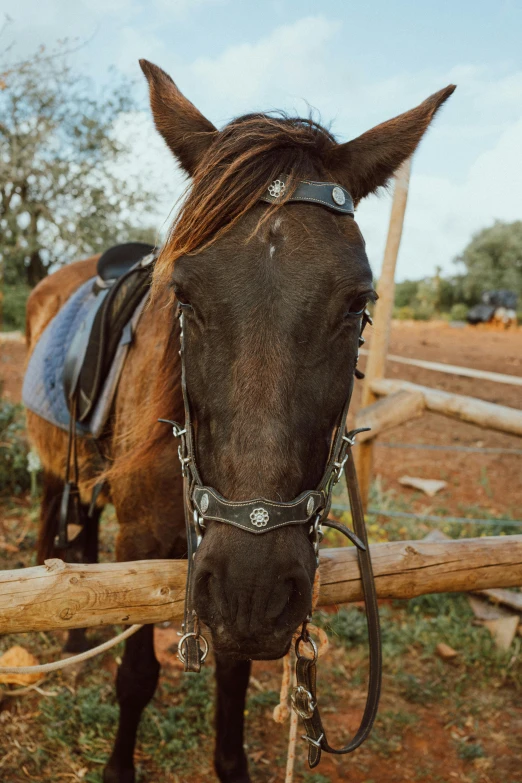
[267,572,312,630]
[194,567,228,625]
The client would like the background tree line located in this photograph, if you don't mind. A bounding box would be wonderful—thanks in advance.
[0,30,157,330]
[394,220,522,321]
[1,29,521,331]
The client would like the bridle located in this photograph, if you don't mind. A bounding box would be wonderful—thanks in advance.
[161,176,382,769]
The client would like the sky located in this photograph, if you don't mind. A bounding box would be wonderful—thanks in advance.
[2,0,522,281]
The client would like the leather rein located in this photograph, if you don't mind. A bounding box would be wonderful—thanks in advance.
[161,176,382,768]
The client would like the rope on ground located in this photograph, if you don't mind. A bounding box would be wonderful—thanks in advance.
[376,442,522,455]
[330,505,522,528]
[273,569,329,783]
[0,624,142,676]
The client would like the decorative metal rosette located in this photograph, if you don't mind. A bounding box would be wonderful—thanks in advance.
[250,507,270,527]
[268,179,286,198]
[332,186,346,206]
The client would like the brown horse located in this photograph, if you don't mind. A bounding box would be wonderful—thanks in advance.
[25,60,454,783]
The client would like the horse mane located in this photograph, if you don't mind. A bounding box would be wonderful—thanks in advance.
[104,112,338,484]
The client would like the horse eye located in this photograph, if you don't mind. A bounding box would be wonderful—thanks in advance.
[346,295,368,317]
[174,288,191,308]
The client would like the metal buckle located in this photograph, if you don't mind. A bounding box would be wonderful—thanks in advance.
[291,685,317,719]
[309,514,324,563]
[177,631,209,665]
[333,451,349,482]
[158,419,190,475]
[301,732,324,748]
[193,509,206,550]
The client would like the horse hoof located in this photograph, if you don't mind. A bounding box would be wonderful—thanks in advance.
[103,764,135,783]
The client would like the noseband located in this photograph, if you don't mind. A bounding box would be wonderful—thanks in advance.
[162,177,382,768]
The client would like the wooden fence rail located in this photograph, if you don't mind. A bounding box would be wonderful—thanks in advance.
[370,378,522,437]
[0,536,520,635]
[359,349,522,387]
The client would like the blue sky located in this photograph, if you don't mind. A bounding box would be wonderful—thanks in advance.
[3,0,522,280]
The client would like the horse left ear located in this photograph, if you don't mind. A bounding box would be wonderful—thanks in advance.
[326,85,456,203]
[140,59,218,176]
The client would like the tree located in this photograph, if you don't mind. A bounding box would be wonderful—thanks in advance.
[456,220,522,302]
[0,40,156,286]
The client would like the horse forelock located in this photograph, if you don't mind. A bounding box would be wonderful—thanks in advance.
[151,112,338,295]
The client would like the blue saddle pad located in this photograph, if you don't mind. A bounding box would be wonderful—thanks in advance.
[22,279,96,436]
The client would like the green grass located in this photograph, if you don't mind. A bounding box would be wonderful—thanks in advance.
[368,709,418,756]
[37,666,214,780]
[316,591,520,685]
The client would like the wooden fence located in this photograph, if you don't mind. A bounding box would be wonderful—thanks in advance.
[0,536,520,635]
[354,157,522,507]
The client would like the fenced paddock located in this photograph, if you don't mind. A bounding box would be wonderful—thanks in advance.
[1,171,521,783]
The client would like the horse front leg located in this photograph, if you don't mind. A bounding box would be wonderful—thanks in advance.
[104,624,160,783]
[214,654,252,783]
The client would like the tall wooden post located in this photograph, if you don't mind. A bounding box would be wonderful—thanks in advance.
[356,157,412,508]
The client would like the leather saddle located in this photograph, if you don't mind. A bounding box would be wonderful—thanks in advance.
[63,242,155,424]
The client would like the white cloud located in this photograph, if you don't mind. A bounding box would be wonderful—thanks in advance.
[357,115,522,281]
[110,110,188,237]
[185,16,342,120]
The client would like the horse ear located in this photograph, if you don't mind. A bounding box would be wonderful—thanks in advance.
[326,85,456,203]
[139,59,218,176]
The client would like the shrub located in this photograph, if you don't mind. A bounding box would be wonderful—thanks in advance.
[2,283,30,332]
[0,400,30,495]
[394,306,416,320]
[450,303,469,321]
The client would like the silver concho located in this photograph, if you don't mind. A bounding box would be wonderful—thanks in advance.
[268,179,286,199]
[306,497,315,516]
[332,186,346,206]
[200,493,209,514]
[250,507,270,528]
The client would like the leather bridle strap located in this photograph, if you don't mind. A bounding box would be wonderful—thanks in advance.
[160,313,208,672]
[293,448,382,767]
[260,176,355,215]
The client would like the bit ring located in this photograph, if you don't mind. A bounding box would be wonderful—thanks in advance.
[177,632,209,664]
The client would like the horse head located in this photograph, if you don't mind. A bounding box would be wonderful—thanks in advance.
[140,60,454,661]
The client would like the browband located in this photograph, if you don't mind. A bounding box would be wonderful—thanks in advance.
[261,176,355,215]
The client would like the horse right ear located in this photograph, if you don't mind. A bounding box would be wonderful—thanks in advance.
[139,59,218,177]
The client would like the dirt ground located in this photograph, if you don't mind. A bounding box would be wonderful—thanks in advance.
[0,321,521,783]
[354,321,522,522]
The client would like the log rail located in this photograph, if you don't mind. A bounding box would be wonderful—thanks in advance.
[0,535,520,635]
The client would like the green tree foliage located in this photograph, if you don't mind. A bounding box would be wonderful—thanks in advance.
[393,221,522,319]
[0,41,156,287]
[456,220,522,302]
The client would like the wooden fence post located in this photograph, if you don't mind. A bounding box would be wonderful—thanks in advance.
[356,157,412,508]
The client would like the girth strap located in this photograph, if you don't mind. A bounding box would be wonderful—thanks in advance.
[294,448,382,767]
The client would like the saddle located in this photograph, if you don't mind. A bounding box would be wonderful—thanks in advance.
[57,242,155,550]
[63,242,155,423]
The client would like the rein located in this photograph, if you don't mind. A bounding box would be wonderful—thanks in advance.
[160,177,382,768]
